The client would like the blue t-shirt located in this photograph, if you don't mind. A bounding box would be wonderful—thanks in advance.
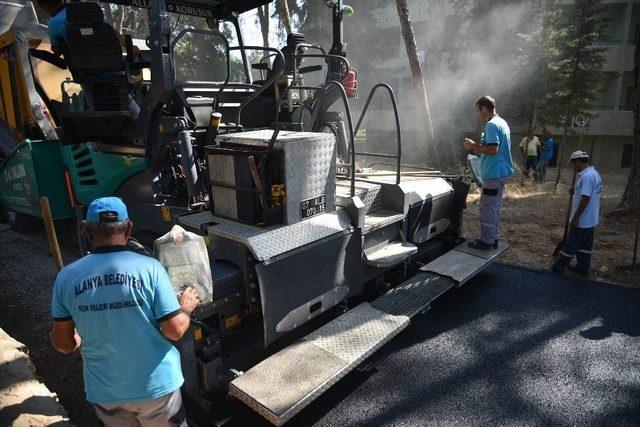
[47,7,67,47]
[540,137,554,160]
[480,115,515,180]
[571,166,602,228]
[51,246,184,404]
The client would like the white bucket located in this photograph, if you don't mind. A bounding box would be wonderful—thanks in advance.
[0,1,25,35]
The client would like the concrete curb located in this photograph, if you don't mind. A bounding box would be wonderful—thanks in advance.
[0,328,73,426]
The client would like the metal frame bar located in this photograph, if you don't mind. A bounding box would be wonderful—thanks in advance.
[353,83,402,184]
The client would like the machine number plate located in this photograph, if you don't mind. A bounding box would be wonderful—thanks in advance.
[300,195,326,219]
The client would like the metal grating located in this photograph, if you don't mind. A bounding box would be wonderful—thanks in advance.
[397,271,455,300]
[371,272,454,317]
[371,287,433,317]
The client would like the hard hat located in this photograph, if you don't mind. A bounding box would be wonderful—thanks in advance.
[568,150,589,162]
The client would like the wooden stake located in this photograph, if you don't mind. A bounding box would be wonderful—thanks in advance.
[40,196,64,272]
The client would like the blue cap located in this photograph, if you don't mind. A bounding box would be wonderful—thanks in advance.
[86,197,129,223]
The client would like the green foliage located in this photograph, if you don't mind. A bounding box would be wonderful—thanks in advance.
[519,0,607,129]
[100,4,248,82]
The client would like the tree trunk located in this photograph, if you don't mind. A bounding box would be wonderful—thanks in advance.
[619,32,640,215]
[276,0,293,35]
[554,125,569,191]
[257,4,270,47]
[394,0,435,163]
[115,6,125,34]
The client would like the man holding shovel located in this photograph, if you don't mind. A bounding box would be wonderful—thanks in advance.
[551,151,602,275]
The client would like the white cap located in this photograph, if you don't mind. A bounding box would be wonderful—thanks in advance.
[569,150,589,162]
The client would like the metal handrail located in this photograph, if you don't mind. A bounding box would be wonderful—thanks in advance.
[312,81,356,196]
[353,83,402,184]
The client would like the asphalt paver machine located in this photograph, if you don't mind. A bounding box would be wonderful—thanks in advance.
[1,1,507,424]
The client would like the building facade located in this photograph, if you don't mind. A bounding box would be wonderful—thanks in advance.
[302,0,637,172]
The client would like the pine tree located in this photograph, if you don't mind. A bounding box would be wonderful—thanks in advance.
[539,0,606,189]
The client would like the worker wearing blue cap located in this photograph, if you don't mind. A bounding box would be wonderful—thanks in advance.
[50,197,200,426]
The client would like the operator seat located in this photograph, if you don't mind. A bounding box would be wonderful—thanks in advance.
[57,2,142,146]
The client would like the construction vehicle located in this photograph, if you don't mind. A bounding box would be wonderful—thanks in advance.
[0,1,507,424]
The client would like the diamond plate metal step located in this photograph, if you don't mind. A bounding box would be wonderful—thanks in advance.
[363,209,405,233]
[229,303,409,425]
[421,240,509,286]
[364,241,417,268]
[336,180,383,214]
[229,243,508,425]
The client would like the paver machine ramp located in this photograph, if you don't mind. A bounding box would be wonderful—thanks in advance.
[229,242,508,425]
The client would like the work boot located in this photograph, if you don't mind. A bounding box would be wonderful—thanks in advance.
[468,239,494,251]
[568,265,590,277]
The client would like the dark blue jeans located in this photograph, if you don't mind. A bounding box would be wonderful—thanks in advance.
[523,156,538,179]
[552,227,594,272]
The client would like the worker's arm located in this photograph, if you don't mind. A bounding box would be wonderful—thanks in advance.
[50,320,81,354]
[570,196,590,228]
[160,287,201,341]
[464,138,499,155]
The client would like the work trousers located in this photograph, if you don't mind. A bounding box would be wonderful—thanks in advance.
[552,227,594,273]
[536,158,549,182]
[479,177,507,245]
[523,156,538,179]
[93,388,186,427]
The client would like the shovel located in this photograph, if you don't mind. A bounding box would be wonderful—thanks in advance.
[553,168,577,256]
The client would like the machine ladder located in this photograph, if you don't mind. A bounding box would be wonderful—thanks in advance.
[228,240,508,425]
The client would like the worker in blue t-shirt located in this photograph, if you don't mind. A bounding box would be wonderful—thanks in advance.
[463,95,515,250]
[36,0,67,57]
[50,197,201,426]
[537,127,555,182]
[551,151,602,276]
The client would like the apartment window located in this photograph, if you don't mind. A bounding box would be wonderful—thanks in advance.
[596,4,627,44]
[630,4,640,44]
[592,72,618,111]
[621,144,633,168]
[620,72,635,111]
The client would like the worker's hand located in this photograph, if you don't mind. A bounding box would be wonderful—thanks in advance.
[179,285,201,315]
[569,187,575,195]
[463,138,476,151]
[569,217,578,229]
[74,330,82,350]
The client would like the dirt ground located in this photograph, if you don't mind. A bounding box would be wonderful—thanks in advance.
[0,223,98,426]
[463,169,640,288]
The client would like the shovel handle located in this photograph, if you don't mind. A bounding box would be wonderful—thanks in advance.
[562,169,578,241]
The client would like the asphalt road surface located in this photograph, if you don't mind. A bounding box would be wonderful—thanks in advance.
[235,263,640,426]
[1,226,639,425]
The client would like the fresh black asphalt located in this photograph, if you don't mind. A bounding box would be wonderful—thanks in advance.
[234,263,640,426]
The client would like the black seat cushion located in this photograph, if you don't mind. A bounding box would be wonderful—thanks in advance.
[65,2,124,76]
